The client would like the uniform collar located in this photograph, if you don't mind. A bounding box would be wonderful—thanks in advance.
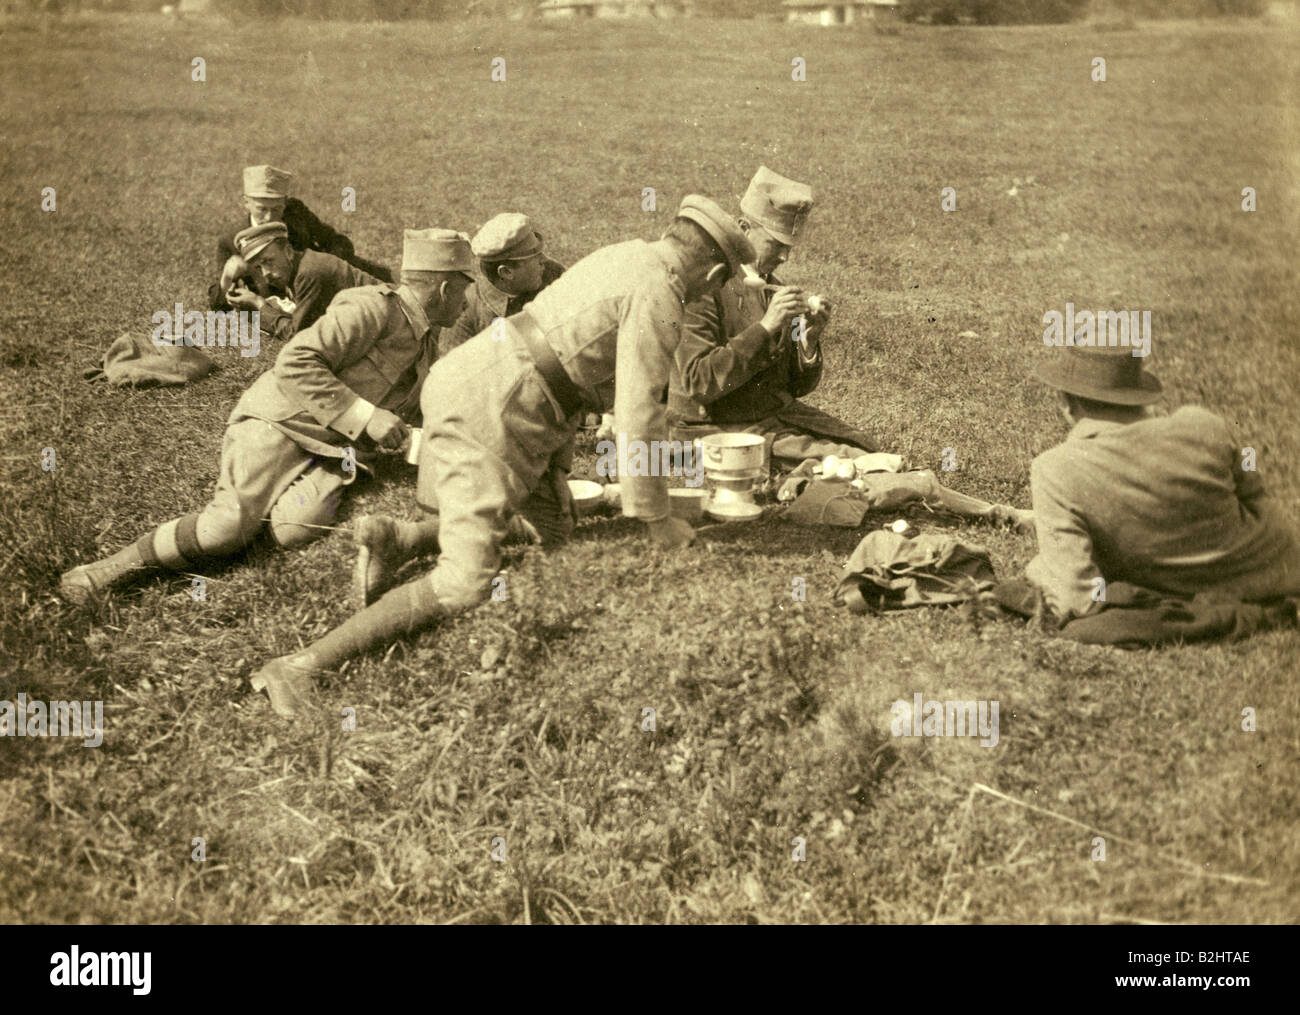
[649,239,693,283]
[393,285,433,337]
[479,274,516,319]
[1068,417,1126,441]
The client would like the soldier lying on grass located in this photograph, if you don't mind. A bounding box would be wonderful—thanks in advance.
[207,164,392,312]
[222,222,381,345]
[1026,345,1300,620]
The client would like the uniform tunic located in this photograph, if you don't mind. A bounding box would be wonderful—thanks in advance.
[207,197,393,311]
[1027,407,1300,620]
[434,255,570,542]
[669,271,877,465]
[193,285,435,551]
[415,239,688,610]
[257,249,380,344]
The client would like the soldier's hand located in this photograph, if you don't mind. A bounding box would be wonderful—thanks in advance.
[761,287,809,336]
[365,408,409,451]
[225,285,264,311]
[505,514,542,546]
[220,254,250,293]
[645,516,695,550]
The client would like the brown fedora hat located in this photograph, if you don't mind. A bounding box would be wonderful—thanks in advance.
[1034,346,1163,406]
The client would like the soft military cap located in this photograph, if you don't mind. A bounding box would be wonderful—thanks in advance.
[740,165,813,246]
[402,228,474,279]
[243,165,294,199]
[472,213,544,262]
[234,221,290,261]
[676,195,756,274]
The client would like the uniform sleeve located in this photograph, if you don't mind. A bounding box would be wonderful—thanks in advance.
[272,293,387,438]
[1025,455,1104,621]
[790,312,825,398]
[289,198,355,260]
[614,282,683,521]
[674,294,774,405]
[260,304,296,344]
[292,261,379,337]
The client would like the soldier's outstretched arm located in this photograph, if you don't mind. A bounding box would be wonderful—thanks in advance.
[613,284,684,525]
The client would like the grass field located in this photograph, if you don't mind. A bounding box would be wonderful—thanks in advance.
[0,9,1297,924]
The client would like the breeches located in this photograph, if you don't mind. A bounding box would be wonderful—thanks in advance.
[416,334,578,612]
[195,418,354,554]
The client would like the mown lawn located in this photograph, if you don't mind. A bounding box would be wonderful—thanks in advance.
[0,9,1296,924]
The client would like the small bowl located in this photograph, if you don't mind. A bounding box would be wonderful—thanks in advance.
[669,488,707,522]
[568,479,605,516]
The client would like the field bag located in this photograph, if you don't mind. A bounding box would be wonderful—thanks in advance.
[784,473,942,527]
[994,578,1299,648]
[83,332,217,388]
[835,529,996,613]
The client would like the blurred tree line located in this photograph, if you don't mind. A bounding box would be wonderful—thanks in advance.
[898,0,1269,22]
[14,0,1276,20]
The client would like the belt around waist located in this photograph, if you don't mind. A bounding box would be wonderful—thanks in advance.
[509,313,588,420]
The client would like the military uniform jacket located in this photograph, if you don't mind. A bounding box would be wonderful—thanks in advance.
[230,284,435,461]
[439,256,565,357]
[208,198,366,311]
[669,271,825,425]
[258,250,380,344]
[512,239,689,520]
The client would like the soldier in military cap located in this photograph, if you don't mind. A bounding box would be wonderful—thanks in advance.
[669,165,880,469]
[439,213,566,357]
[248,196,756,718]
[208,165,393,311]
[434,212,572,545]
[225,222,381,344]
[61,229,473,606]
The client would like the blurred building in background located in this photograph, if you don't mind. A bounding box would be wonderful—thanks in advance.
[538,0,691,18]
[783,0,899,25]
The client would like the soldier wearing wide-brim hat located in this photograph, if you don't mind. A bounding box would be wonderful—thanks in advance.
[208,164,393,312]
[247,196,756,718]
[223,221,381,344]
[669,165,880,470]
[61,229,475,648]
[1026,345,1300,621]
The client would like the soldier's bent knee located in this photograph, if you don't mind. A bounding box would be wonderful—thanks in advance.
[196,509,263,556]
[429,571,495,614]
